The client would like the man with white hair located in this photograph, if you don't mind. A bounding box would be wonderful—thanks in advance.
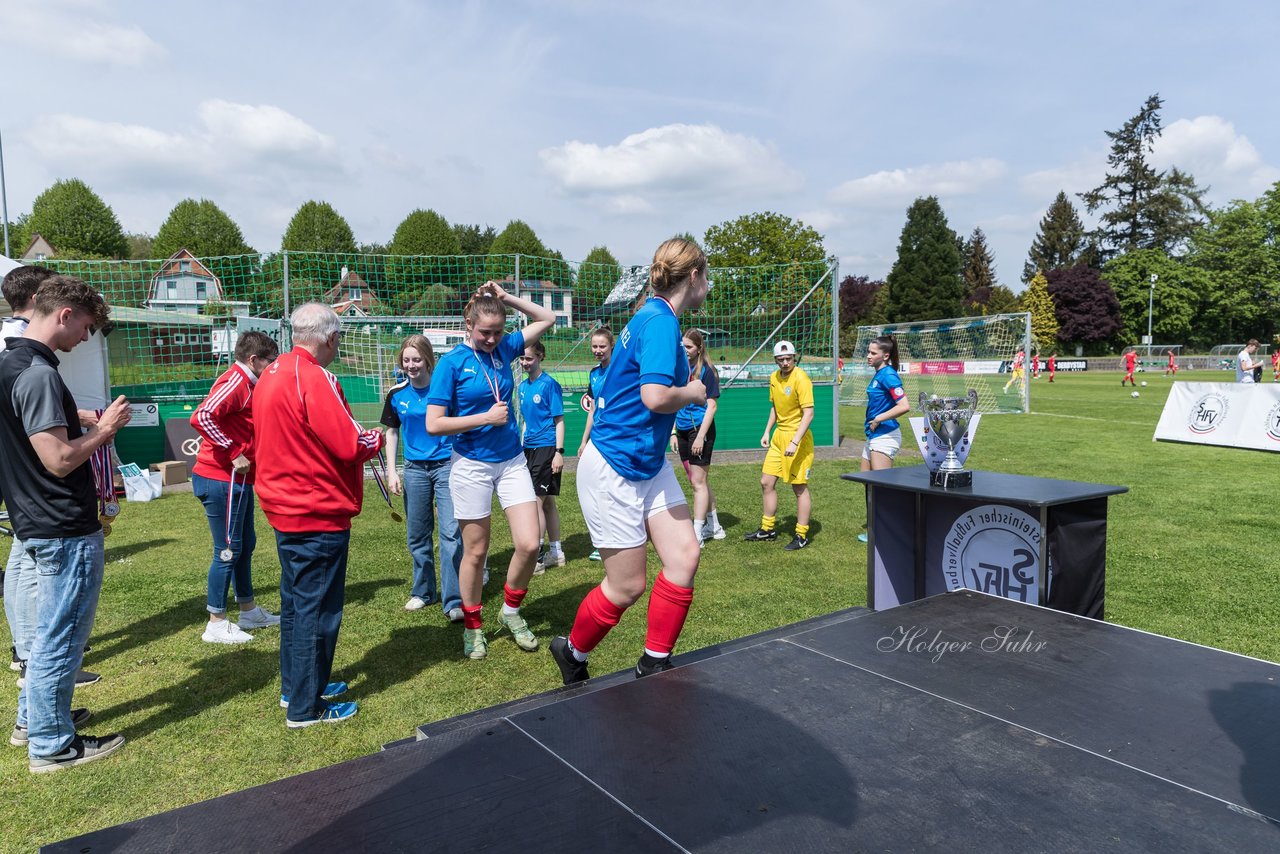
[253,303,383,728]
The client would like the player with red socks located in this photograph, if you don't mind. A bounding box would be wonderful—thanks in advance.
[426,282,555,660]
[1122,347,1138,386]
[552,237,709,684]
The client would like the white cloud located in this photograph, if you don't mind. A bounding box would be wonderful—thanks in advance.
[539,123,803,212]
[1153,115,1280,200]
[0,0,165,66]
[829,158,1007,207]
[1019,155,1106,202]
[26,101,342,191]
[796,209,845,232]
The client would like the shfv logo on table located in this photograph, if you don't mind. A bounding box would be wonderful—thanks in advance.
[1187,392,1229,434]
[943,504,1044,604]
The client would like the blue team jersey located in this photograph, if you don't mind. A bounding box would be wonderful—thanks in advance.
[592,297,688,480]
[674,362,720,430]
[427,329,525,462]
[588,362,608,398]
[865,365,906,437]
[519,371,564,448]
[380,382,454,462]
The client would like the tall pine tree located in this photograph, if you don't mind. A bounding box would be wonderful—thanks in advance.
[1023,191,1089,282]
[1080,94,1208,259]
[885,196,964,321]
[963,227,997,305]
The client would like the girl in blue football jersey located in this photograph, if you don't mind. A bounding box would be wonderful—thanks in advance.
[670,329,723,544]
[383,335,463,621]
[577,327,614,561]
[518,341,566,573]
[426,282,555,660]
[862,334,909,471]
[551,237,709,685]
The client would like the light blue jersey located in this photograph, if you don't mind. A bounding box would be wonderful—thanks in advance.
[520,372,564,448]
[427,330,525,462]
[381,382,453,462]
[591,297,687,480]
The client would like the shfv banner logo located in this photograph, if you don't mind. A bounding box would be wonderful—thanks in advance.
[1188,392,1229,434]
[943,504,1046,604]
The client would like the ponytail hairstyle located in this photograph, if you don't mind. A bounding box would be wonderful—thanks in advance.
[684,328,708,380]
[872,334,900,372]
[649,237,707,294]
[527,340,546,359]
[395,334,437,380]
[463,288,506,330]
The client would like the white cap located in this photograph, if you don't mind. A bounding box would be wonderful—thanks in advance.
[773,340,796,357]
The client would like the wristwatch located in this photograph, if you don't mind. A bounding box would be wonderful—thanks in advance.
[555,447,565,454]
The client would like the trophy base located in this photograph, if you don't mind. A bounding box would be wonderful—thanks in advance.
[931,469,973,489]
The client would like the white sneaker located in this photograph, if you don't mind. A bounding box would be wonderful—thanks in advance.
[547,548,566,567]
[404,596,428,611]
[202,620,254,644]
[238,606,281,629]
[710,523,727,540]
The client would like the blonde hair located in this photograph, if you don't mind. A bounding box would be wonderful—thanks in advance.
[463,290,506,327]
[649,237,707,294]
[395,334,436,379]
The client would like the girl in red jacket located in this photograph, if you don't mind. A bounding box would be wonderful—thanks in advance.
[189,331,279,644]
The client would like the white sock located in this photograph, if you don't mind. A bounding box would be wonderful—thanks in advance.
[568,640,588,662]
[550,540,561,552]
[502,604,520,617]
[642,647,670,660]
[708,510,719,528]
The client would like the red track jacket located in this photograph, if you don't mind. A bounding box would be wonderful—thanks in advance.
[253,348,383,532]
[190,362,258,483]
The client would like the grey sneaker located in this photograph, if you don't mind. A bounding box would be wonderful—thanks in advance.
[29,733,125,773]
[10,708,92,747]
[497,611,539,651]
[446,607,464,623]
[238,606,280,629]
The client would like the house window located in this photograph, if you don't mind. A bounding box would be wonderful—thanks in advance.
[180,261,191,273]
[349,287,361,300]
[166,280,177,299]
[556,315,569,328]
[196,281,207,299]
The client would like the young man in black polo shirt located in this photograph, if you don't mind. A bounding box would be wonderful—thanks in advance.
[0,275,132,772]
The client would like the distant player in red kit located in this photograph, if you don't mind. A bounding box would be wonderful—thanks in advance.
[1122,348,1137,387]
[1271,350,1279,382]
[1031,352,1041,379]
[1047,352,1056,383]
[1165,349,1179,377]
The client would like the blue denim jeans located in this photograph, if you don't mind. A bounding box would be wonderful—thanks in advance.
[275,529,349,723]
[4,536,38,664]
[20,533,104,756]
[192,472,257,614]
[403,459,462,613]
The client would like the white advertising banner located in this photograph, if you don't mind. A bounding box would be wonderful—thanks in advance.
[908,414,982,473]
[1154,382,1280,452]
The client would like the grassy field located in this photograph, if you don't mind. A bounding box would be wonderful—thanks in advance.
[2,367,1277,850]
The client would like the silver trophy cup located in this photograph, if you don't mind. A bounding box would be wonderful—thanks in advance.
[920,389,978,488]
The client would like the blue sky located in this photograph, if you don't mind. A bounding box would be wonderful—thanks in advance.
[2,0,1277,285]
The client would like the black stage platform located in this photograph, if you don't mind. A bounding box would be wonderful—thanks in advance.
[48,592,1280,852]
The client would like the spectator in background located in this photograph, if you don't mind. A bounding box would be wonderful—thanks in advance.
[1237,340,1263,384]
[189,331,280,644]
[254,303,383,728]
[0,275,131,772]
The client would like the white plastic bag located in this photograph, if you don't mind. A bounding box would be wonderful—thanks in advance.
[120,466,163,502]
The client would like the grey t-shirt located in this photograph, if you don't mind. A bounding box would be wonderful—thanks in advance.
[0,338,99,540]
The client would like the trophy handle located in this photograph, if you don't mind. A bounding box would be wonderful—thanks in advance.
[967,389,978,410]
[918,391,928,411]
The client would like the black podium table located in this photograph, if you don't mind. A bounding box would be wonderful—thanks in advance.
[843,466,1126,618]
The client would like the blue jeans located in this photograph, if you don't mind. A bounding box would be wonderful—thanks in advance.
[4,536,38,664]
[20,533,104,756]
[403,459,462,613]
[275,529,349,722]
[192,473,257,614]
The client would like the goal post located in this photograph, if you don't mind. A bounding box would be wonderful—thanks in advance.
[841,312,1033,414]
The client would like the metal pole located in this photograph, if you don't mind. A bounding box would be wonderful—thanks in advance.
[830,257,840,449]
[1147,274,1157,355]
[0,127,10,258]
[282,251,291,319]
